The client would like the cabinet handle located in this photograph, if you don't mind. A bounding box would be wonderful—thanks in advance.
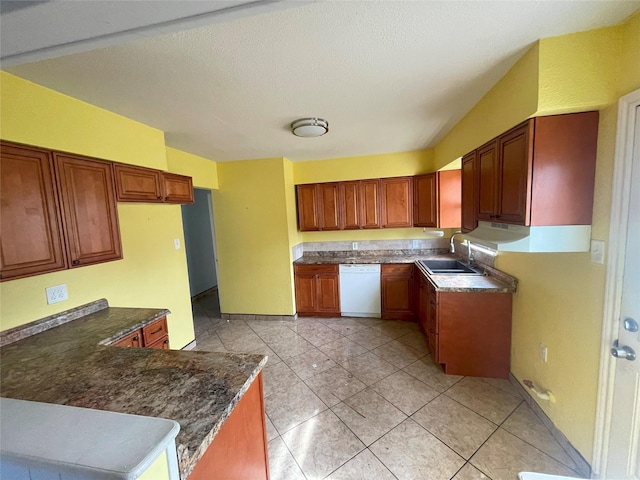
[157,195,163,200]
[165,196,170,201]
[133,335,139,341]
[150,327,163,335]
[72,260,80,266]
[163,339,169,344]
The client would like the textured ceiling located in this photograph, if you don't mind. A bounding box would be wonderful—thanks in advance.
[3,1,639,162]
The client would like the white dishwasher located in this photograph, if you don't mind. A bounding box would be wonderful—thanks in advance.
[339,264,381,318]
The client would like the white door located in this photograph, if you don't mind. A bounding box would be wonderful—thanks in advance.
[595,90,640,478]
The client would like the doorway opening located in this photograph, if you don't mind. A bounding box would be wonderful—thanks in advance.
[181,188,220,319]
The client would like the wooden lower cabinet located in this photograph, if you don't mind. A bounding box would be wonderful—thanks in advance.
[294,264,340,317]
[111,317,169,349]
[381,264,415,321]
[188,372,269,480]
[417,272,512,378]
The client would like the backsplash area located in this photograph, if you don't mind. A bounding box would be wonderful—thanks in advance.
[291,238,496,269]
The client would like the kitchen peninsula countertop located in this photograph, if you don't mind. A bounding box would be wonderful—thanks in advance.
[294,251,517,293]
[0,300,267,480]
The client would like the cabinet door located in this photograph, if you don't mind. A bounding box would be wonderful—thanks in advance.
[318,183,340,230]
[340,181,360,229]
[297,184,320,231]
[316,274,340,314]
[380,177,413,228]
[413,174,437,227]
[163,173,194,204]
[294,273,317,313]
[426,281,439,360]
[54,153,122,268]
[437,170,462,229]
[142,317,169,346]
[359,180,381,229]
[381,264,415,320]
[476,141,498,221]
[147,336,170,349]
[112,330,142,348]
[417,275,429,332]
[114,164,163,203]
[0,143,67,280]
[497,123,531,224]
[461,152,477,232]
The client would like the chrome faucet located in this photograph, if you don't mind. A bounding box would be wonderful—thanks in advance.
[450,231,464,253]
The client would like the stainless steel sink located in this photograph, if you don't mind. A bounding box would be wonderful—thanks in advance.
[419,259,482,275]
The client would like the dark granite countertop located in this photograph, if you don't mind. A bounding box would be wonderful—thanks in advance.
[294,251,517,293]
[0,300,267,480]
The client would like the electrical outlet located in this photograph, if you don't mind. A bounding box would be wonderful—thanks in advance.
[352,242,358,250]
[539,344,548,363]
[46,284,68,305]
[412,239,420,249]
[174,238,181,250]
[590,240,605,264]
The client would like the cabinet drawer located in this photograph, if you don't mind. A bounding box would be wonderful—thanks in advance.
[294,264,338,275]
[147,336,170,350]
[381,263,414,276]
[112,330,142,348]
[143,317,168,346]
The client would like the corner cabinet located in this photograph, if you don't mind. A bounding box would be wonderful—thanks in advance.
[54,153,123,267]
[466,111,599,227]
[381,264,415,321]
[294,264,340,317]
[413,170,461,228]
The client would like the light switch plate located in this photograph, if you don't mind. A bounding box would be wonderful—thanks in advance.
[539,344,548,363]
[412,240,420,249]
[174,238,181,250]
[46,284,68,304]
[352,242,358,250]
[590,240,605,264]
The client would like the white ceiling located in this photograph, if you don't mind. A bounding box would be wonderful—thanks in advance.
[2,1,638,162]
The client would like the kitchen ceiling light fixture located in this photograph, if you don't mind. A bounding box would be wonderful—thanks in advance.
[291,117,329,137]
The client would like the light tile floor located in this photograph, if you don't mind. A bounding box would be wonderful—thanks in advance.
[192,292,585,480]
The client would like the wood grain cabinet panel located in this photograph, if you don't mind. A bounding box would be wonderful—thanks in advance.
[381,264,415,321]
[111,330,142,348]
[359,179,381,229]
[415,271,512,378]
[111,317,169,349]
[476,140,498,221]
[0,143,67,281]
[463,111,598,227]
[318,183,341,231]
[297,184,321,231]
[340,181,360,230]
[162,173,194,204]
[114,164,164,202]
[414,171,461,229]
[54,153,122,268]
[461,151,477,233]
[188,372,269,480]
[294,264,340,317]
[380,177,413,228]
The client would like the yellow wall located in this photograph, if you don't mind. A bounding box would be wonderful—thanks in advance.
[166,146,218,190]
[293,149,433,184]
[139,451,170,480]
[213,158,296,315]
[434,43,540,169]
[0,72,195,349]
[439,13,639,461]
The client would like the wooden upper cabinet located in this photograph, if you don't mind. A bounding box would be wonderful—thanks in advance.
[340,181,360,230]
[380,177,413,228]
[54,153,123,267]
[413,174,437,227]
[297,184,320,231]
[114,164,163,202]
[476,140,498,221]
[318,183,340,231]
[359,179,381,229]
[0,143,67,281]
[465,111,599,227]
[163,173,194,204]
[414,171,461,229]
[461,151,477,233]
[497,123,531,224]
